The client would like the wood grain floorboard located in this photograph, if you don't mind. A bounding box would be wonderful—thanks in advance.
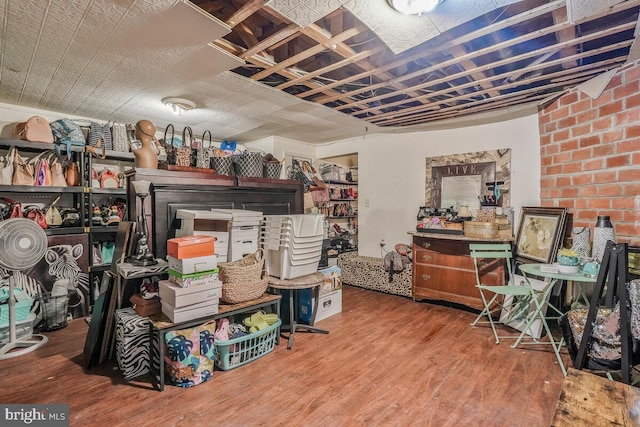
[0,285,567,426]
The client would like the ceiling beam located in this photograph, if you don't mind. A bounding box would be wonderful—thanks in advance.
[226,0,268,28]
[298,0,568,100]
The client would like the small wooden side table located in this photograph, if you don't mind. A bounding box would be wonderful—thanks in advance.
[268,272,329,350]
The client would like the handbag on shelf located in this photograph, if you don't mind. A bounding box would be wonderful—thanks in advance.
[12,147,34,186]
[88,121,112,150]
[44,194,63,228]
[176,127,193,167]
[196,130,213,168]
[51,158,67,187]
[301,160,326,190]
[59,207,80,227]
[0,147,15,185]
[65,162,81,187]
[35,158,52,186]
[50,119,87,160]
[163,124,176,165]
[111,122,129,152]
[24,205,47,229]
[0,197,23,220]
[13,116,54,143]
[100,169,119,189]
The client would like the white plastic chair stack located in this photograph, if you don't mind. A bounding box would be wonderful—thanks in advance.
[262,214,324,279]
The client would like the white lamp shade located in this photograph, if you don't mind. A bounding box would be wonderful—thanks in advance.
[132,180,151,196]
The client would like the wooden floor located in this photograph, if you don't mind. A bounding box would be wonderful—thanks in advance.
[0,285,567,426]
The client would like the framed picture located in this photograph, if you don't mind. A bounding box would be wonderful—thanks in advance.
[499,274,551,339]
[514,207,568,264]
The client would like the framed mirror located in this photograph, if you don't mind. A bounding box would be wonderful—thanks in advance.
[425,149,511,211]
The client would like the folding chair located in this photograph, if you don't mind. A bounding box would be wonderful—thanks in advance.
[470,243,538,344]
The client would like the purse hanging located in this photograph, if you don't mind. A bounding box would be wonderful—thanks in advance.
[176,127,193,167]
[196,130,213,168]
[12,147,34,186]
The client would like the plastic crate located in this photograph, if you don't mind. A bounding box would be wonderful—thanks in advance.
[0,288,33,327]
[214,319,281,370]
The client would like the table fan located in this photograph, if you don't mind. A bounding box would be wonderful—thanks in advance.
[0,218,49,359]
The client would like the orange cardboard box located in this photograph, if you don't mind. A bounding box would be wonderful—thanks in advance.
[167,235,215,259]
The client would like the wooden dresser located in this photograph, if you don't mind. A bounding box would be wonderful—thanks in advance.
[411,232,512,311]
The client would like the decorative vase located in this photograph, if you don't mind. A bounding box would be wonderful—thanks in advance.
[592,215,615,262]
[571,226,591,259]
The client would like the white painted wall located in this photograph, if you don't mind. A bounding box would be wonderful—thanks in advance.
[316,114,542,257]
[0,101,541,258]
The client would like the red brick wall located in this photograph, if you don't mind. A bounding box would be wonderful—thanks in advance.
[538,59,640,247]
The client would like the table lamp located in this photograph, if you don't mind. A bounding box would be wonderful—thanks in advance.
[129,180,157,266]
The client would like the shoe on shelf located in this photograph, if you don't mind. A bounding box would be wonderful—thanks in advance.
[92,206,104,226]
[140,278,158,299]
[106,206,120,225]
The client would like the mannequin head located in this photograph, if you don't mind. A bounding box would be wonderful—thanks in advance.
[135,120,156,140]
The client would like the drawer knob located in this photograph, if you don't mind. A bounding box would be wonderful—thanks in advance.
[421,242,431,249]
[421,254,432,262]
[422,274,431,281]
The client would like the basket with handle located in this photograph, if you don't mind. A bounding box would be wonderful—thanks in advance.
[220,273,269,304]
[218,248,265,285]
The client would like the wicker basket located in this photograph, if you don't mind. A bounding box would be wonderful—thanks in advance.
[221,275,269,304]
[218,249,265,285]
[463,221,499,239]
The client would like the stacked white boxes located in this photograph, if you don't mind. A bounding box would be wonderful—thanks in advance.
[209,209,263,262]
[175,209,231,262]
[161,236,222,323]
[262,214,324,279]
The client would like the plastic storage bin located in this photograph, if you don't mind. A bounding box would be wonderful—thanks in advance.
[0,288,33,327]
[214,319,281,370]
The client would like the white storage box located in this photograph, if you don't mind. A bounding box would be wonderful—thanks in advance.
[298,289,342,323]
[167,269,219,288]
[167,254,218,275]
[161,299,219,323]
[159,279,222,308]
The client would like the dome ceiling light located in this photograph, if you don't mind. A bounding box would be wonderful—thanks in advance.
[387,0,445,15]
[162,97,196,115]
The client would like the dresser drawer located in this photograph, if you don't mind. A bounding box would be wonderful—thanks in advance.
[413,248,474,270]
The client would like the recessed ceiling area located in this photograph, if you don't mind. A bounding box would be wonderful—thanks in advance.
[0,0,638,143]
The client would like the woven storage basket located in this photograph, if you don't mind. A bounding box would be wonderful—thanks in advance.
[221,275,269,304]
[232,152,263,177]
[263,163,283,179]
[210,156,234,175]
[218,249,265,285]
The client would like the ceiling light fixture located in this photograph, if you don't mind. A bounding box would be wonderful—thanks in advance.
[162,97,196,115]
[388,0,445,15]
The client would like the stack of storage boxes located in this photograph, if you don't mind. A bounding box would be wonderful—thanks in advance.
[262,214,324,279]
[209,209,263,262]
[175,209,231,262]
[298,265,343,323]
[160,235,221,323]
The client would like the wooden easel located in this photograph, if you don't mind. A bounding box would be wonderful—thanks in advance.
[574,241,632,383]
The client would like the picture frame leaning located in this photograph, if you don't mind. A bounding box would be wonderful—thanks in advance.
[514,206,568,264]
